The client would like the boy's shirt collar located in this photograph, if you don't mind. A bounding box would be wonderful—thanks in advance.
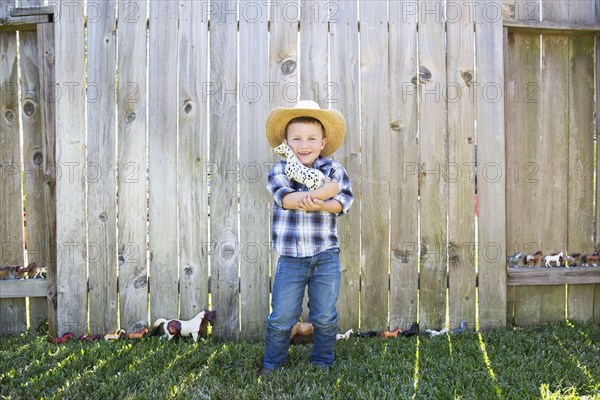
[310,155,329,169]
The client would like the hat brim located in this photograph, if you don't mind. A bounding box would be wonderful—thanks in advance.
[266,107,346,157]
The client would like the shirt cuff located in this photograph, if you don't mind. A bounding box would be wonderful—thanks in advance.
[333,193,352,214]
[273,187,295,207]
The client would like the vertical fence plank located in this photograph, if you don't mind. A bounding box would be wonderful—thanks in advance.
[504,0,542,327]
[567,0,596,323]
[117,0,148,330]
[507,31,542,327]
[596,0,600,324]
[389,1,418,330]
[270,0,299,108]
[178,0,209,321]
[506,34,541,325]
[477,1,507,329]
[37,21,57,336]
[148,0,179,322]
[19,0,47,331]
[418,0,448,330]
[268,0,299,319]
[504,27,516,323]
[210,0,239,340]
[239,1,270,340]
[359,2,389,331]
[87,0,117,334]
[0,21,26,335]
[300,0,328,105]
[536,0,569,324]
[330,0,360,332]
[447,0,476,330]
[52,0,87,336]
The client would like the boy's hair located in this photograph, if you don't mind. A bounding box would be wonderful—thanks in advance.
[284,116,325,138]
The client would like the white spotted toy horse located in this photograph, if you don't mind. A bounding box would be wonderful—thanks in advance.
[273,143,326,190]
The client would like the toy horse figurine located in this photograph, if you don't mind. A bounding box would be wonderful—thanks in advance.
[544,252,563,267]
[273,143,326,190]
[153,310,216,342]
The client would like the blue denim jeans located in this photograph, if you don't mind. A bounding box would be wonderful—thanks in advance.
[263,247,341,369]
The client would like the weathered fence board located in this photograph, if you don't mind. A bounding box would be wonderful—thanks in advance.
[0,21,27,334]
[51,0,88,337]
[239,1,270,340]
[506,31,542,326]
[268,0,300,320]
[359,1,390,331]
[477,0,507,329]
[210,0,240,341]
[300,0,329,105]
[507,267,600,285]
[87,0,118,334]
[148,0,179,323]
[19,0,47,331]
[36,20,57,334]
[538,0,570,324]
[567,0,597,323]
[178,0,209,322]
[330,0,361,332]
[117,0,148,331]
[596,0,600,324]
[418,0,448,330]
[269,0,299,109]
[447,0,477,330]
[389,0,419,330]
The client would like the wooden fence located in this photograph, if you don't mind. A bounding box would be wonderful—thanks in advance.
[0,0,598,340]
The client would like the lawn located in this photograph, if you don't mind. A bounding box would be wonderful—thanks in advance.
[1,321,599,399]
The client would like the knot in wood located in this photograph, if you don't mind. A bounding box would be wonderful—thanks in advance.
[98,212,108,222]
[5,110,15,122]
[412,65,431,86]
[184,101,193,114]
[448,242,460,264]
[24,101,36,116]
[393,248,410,263]
[281,59,297,76]
[126,111,136,124]
[461,70,473,86]
[133,275,147,289]
[390,120,401,131]
[33,151,43,166]
[221,244,236,261]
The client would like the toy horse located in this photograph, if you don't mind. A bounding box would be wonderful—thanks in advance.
[544,252,563,267]
[127,327,149,340]
[525,251,543,267]
[336,328,353,340]
[273,143,326,190]
[153,310,216,342]
[380,327,402,339]
[104,329,126,341]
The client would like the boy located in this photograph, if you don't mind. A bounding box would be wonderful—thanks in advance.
[260,100,354,375]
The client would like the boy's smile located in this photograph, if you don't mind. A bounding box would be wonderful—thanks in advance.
[284,122,328,167]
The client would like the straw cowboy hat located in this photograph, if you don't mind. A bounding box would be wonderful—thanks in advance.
[266,100,346,157]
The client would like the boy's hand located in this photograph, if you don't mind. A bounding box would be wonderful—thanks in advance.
[297,194,342,214]
[297,195,324,212]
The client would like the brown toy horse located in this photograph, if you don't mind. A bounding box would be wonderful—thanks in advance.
[153,310,216,342]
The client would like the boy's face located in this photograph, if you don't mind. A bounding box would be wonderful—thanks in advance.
[284,122,328,167]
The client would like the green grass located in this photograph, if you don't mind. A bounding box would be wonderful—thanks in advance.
[1,321,599,399]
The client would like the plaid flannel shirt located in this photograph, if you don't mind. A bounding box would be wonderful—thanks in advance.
[267,156,354,257]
